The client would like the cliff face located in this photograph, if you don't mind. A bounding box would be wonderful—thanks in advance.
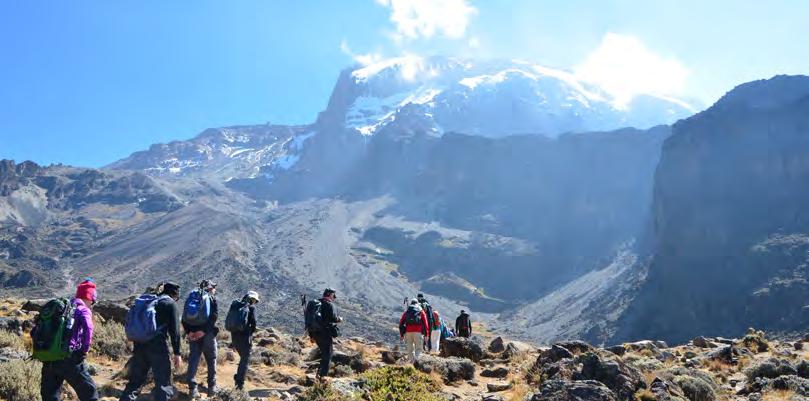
[616,76,809,343]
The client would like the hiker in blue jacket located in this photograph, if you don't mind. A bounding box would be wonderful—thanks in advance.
[182,280,219,398]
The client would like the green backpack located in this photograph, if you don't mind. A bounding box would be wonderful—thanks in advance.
[31,298,75,362]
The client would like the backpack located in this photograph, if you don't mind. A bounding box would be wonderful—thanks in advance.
[431,310,441,330]
[457,314,470,336]
[225,300,250,333]
[31,298,74,362]
[182,289,212,326]
[420,301,434,328]
[304,299,323,334]
[405,306,422,326]
[125,294,167,343]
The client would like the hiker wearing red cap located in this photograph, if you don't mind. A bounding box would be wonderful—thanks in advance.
[39,279,99,401]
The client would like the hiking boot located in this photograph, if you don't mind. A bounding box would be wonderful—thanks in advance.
[207,385,218,397]
[235,384,244,391]
[189,386,200,399]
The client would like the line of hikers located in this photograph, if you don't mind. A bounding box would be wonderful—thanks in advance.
[397,293,473,362]
[30,279,473,400]
[31,279,259,401]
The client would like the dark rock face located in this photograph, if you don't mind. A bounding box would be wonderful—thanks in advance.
[530,380,617,401]
[616,75,809,343]
[489,337,505,353]
[649,377,687,401]
[480,367,510,378]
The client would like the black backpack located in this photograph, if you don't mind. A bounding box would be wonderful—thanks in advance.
[225,300,250,333]
[405,306,422,325]
[304,299,323,334]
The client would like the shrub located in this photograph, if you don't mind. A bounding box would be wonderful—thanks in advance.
[210,388,252,401]
[0,330,25,351]
[91,319,130,360]
[299,382,355,401]
[0,360,42,401]
[745,358,797,381]
[362,366,443,401]
[634,389,656,401]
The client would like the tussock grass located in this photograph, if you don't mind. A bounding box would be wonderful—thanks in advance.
[91,319,130,360]
[0,330,25,351]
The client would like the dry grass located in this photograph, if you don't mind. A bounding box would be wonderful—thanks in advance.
[634,389,656,401]
[0,330,25,351]
[762,390,797,401]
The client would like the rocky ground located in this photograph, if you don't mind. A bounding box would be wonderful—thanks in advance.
[0,297,806,401]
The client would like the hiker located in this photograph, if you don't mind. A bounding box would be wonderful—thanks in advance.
[119,282,183,401]
[429,307,442,353]
[305,288,343,380]
[455,309,472,338]
[416,294,435,352]
[35,279,99,401]
[226,291,259,391]
[399,299,428,363]
[182,280,218,398]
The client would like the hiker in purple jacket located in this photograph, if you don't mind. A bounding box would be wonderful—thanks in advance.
[40,279,99,401]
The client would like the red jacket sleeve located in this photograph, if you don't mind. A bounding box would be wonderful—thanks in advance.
[399,312,406,326]
[420,310,428,335]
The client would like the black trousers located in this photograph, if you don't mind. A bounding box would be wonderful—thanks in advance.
[313,332,334,378]
[232,333,252,387]
[41,357,99,401]
[118,339,174,401]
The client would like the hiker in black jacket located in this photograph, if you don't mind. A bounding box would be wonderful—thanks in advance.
[232,291,259,391]
[119,282,183,401]
[455,310,472,338]
[182,280,219,398]
[311,288,342,380]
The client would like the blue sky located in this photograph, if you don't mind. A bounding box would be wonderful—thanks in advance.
[1,0,807,167]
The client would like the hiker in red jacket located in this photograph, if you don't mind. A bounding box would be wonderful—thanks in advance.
[399,299,428,363]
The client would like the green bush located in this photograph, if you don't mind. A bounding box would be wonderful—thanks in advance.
[0,360,42,401]
[298,382,355,401]
[91,319,130,360]
[362,366,443,401]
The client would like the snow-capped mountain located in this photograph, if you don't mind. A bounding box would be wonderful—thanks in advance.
[107,124,315,180]
[110,56,694,180]
[328,56,695,138]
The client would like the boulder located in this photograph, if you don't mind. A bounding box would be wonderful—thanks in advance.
[486,382,512,392]
[0,347,28,363]
[530,379,617,401]
[536,358,580,383]
[442,337,485,362]
[556,340,596,355]
[489,336,505,353]
[537,344,575,366]
[624,340,667,353]
[480,367,510,378]
[93,301,129,323]
[502,341,533,360]
[414,355,475,383]
[381,350,402,365]
[330,351,371,373]
[605,345,626,356]
[21,298,48,312]
[0,317,23,334]
[649,377,688,401]
[576,352,645,401]
[768,375,809,397]
[691,336,715,349]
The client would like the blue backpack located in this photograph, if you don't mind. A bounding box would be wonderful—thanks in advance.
[125,294,167,343]
[182,289,212,326]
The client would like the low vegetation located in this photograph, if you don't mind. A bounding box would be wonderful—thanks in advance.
[91,319,130,360]
[0,330,25,351]
[299,382,355,401]
[362,366,443,401]
[0,360,41,401]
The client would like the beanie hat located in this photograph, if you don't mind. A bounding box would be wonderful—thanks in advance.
[76,280,97,302]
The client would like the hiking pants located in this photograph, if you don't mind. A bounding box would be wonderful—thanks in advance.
[404,332,423,362]
[313,332,334,378]
[232,333,252,387]
[187,331,218,390]
[119,339,174,401]
[41,357,99,401]
[430,329,441,353]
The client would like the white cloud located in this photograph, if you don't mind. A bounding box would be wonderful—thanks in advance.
[574,33,689,107]
[340,39,383,66]
[376,0,477,40]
